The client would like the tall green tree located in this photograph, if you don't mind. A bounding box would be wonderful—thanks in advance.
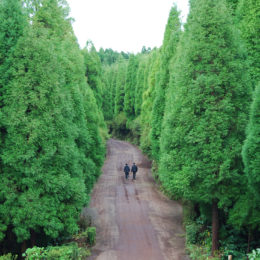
[102,66,114,120]
[124,54,139,120]
[109,65,118,116]
[242,83,260,229]
[0,0,27,242]
[134,55,148,117]
[82,43,104,110]
[0,0,104,247]
[228,83,260,246]
[114,60,127,116]
[82,43,107,137]
[159,0,251,254]
[140,50,160,156]
[150,5,181,161]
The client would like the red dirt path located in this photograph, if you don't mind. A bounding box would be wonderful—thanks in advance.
[88,139,189,260]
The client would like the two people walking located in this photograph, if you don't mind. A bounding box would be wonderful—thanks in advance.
[124,163,138,180]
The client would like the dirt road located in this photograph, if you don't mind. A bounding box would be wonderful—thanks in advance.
[88,139,189,260]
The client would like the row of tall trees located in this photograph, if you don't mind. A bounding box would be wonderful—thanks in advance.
[0,0,106,254]
[102,0,259,256]
[159,0,251,254]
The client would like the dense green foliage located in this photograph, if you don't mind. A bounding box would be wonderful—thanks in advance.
[0,0,27,199]
[81,43,107,138]
[0,0,26,98]
[230,84,260,231]
[114,61,127,116]
[1,0,259,257]
[98,48,129,66]
[101,67,114,120]
[0,0,27,245]
[159,0,252,254]
[150,6,182,161]
[124,55,139,120]
[237,0,260,85]
[82,43,103,109]
[0,0,106,256]
[23,244,90,259]
[226,0,240,13]
[22,226,95,259]
[134,56,147,117]
[160,0,250,206]
[139,50,160,156]
[242,84,260,214]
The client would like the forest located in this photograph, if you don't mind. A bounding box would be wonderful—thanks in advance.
[0,0,259,259]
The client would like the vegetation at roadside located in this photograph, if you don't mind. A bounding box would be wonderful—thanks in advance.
[23,244,90,260]
[21,227,96,260]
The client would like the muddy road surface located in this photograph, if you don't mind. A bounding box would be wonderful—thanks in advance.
[88,139,189,260]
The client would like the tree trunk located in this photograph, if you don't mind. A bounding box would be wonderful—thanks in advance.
[21,240,27,255]
[247,229,251,259]
[30,230,36,247]
[211,200,219,256]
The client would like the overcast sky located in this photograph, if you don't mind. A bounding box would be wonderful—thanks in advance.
[67,0,189,53]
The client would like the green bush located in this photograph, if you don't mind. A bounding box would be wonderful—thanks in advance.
[23,247,47,260]
[86,227,96,246]
[23,244,90,260]
[0,254,17,260]
[220,242,247,259]
[248,249,260,260]
[219,227,248,259]
[186,222,202,244]
[187,244,219,260]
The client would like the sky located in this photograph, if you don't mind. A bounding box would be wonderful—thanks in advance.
[67,0,189,53]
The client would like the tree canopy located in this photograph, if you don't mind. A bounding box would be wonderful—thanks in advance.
[0,0,105,251]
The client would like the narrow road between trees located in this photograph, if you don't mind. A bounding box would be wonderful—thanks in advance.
[88,139,189,260]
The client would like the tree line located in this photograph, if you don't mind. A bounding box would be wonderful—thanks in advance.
[0,0,107,255]
[101,0,259,257]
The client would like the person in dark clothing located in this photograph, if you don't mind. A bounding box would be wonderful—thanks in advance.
[124,163,130,179]
[131,162,138,180]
